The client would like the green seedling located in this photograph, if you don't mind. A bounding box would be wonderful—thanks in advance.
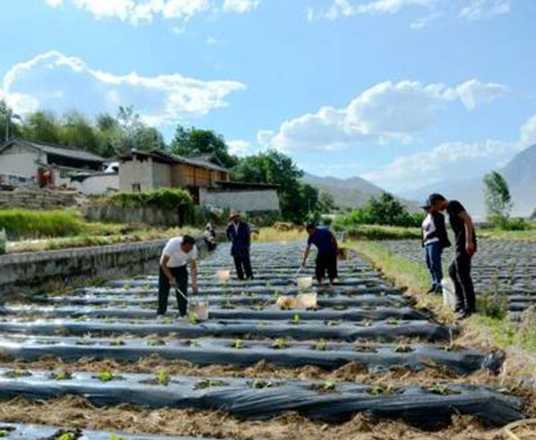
[312,380,337,393]
[50,371,73,380]
[427,384,460,396]
[271,338,288,350]
[394,344,414,353]
[147,338,167,347]
[368,383,396,396]
[110,338,126,346]
[326,320,341,327]
[76,339,95,346]
[4,369,31,378]
[386,317,401,326]
[291,314,300,325]
[189,313,199,325]
[156,369,170,386]
[56,433,77,440]
[96,370,116,382]
[355,345,377,353]
[109,436,126,440]
[313,339,328,351]
[0,427,14,437]
[249,379,276,389]
[233,338,245,349]
[195,379,228,390]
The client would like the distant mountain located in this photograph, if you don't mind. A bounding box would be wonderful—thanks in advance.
[302,173,418,211]
[401,144,536,219]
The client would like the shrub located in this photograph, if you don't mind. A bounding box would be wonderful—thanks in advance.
[0,210,85,240]
[107,189,193,211]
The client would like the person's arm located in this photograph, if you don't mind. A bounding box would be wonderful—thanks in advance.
[160,255,176,286]
[302,245,311,267]
[245,223,251,247]
[459,211,476,255]
[330,232,338,254]
[190,259,198,293]
[226,224,232,241]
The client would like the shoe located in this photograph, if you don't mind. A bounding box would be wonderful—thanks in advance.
[156,315,166,321]
[434,285,443,295]
[427,285,437,294]
[455,309,472,320]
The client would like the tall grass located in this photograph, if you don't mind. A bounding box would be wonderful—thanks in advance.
[253,227,306,243]
[0,209,86,239]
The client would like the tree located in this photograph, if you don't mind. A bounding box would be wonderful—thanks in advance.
[367,192,414,226]
[231,150,311,223]
[113,106,166,154]
[483,171,512,221]
[21,111,62,144]
[0,101,22,141]
[170,126,237,168]
[60,111,105,156]
[318,191,336,213]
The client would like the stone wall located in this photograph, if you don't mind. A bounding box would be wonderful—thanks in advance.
[199,188,280,214]
[0,237,208,300]
[0,189,79,210]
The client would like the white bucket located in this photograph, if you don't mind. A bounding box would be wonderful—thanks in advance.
[217,270,231,282]
[189,301,209,321]
[297,277,314,290]
[441,277,456,311]
[298,292,318,309]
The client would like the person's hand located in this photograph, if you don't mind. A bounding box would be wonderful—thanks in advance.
[169,277,177,287]
[466,242,476,256]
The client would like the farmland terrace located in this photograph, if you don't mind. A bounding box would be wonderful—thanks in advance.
[0,242,532,440]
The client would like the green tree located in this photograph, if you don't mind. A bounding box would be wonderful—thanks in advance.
[483,171,512,222]
[60,111,105,156]
[231,150,310,223]
[318,191,336,213]
[0,101,22,141]
[21,111,62,144]
[170,126,237,168]
[113,106,166,153]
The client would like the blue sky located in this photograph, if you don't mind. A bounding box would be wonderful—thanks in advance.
[1,0,535,194]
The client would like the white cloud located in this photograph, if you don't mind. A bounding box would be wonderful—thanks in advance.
[43,0,259,25]
[261,79,508,153]
[228,139,254,156]
[45,0,64,7]
[308,0,440,21]
[308,0,511,23]
[0,51,245,126]
[363,140,515,191]
[223,0,259,13]
[459,0,511,21]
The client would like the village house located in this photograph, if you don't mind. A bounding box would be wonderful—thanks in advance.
[0,138,111,191]
[119,149,280,214]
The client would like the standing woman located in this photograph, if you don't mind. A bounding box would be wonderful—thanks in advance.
[421,199,451,294]
[226,211,254,280]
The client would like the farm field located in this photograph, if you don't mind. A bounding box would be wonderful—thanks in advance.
[0,242,533,439]
[378,239,536,319]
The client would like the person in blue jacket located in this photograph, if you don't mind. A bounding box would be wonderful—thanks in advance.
[226,211,254,280]
[302,223,339,286]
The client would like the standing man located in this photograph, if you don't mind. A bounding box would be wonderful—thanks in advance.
[226,211,254,280]
[302,223,338,286]
[421,203,451,294]
[158,235,199,319]
[429,194,477,319]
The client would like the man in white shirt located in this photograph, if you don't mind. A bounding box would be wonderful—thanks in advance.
[158,235,199,318]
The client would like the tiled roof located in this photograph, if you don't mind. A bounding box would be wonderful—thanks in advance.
[2,138,106,163]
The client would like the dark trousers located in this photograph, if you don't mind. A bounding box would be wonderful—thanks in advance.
[448,252,476,313]
[234,254,253,280]
[316,252,338,283]
[158,266,188,316]
[425,242,443,287]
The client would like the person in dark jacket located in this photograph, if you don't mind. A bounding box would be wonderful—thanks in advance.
[421,201,451,294]
[226,211,254,280]
[429,193,477,319]
[302,224,338,286]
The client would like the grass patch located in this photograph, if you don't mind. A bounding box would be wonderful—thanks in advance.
[355,240,536,355]
[0,209,87,239]
[253,227,306,243]
[345,225,421,241]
